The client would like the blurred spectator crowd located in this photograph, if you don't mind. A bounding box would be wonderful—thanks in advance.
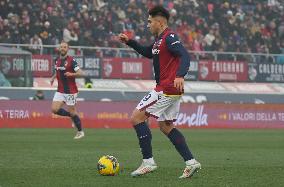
[0,0,284,54]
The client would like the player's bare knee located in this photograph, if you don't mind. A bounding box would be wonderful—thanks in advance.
[159,122,174,135]
[159,126,168,135]
[159,125,166,135]
[130,114,146,126]
[51,107,59,114]
[130,115,139,125]
[67,106,76,116]
[130,111,140,125]
[130,109,148,126]
[69,111,77,117]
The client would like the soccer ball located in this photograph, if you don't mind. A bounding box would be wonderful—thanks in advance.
[97,155,120,176]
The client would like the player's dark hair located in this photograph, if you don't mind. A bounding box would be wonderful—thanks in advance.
[148,5,170,21]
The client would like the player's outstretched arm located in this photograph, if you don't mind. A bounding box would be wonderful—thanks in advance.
[118,33,153,59]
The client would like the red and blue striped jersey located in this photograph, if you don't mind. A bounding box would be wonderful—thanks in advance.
[127,28,190,95]
[54,56,79,94]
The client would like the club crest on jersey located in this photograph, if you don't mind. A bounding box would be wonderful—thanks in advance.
[152,39,162,55]
[154,39,162,47]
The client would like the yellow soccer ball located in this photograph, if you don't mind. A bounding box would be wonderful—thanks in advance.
[97,155,120,176]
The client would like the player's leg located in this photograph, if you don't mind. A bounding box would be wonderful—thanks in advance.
[65,93,84,139]
[131,109,152,161]
[158,98,201,178]
[51,92,71,116]
[67,105,84,139]
[159,121,201,178]
[159,121,194,161]
[130,91,159,176]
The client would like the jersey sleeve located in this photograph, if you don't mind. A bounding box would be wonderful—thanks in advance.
[72,58,80,72]
[126,39,154,59]
[165,33,190,77]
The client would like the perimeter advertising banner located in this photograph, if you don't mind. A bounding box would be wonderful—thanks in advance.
[31,54,53,77]
[248,62,284,82]
[0,55,26,77]
[1,101,283,128]
[82,57,101,78]
[102,58,152,79]
[0,55,54,77]
[198,60,248,81]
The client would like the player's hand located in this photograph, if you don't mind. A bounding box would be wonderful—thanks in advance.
[174,77,184,93]
[64,72,75,77]
[118,33,129,43]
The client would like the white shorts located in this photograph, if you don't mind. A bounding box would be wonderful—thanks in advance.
[136,90,181,122]
[53,92,78,106]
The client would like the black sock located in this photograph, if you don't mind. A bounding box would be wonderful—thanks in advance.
[56,108,71,117]
[71,115,82,131]
[134,122,152,159]
[167,128,193,161]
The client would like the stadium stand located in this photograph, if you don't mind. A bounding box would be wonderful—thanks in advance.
[0,0,283,55]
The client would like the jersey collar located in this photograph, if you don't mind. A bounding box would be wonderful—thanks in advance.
[157,27,169,39]
[60,55,68,60]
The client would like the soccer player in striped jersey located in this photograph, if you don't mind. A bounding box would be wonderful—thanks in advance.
[50,41,85,139]
[118,5,201,178]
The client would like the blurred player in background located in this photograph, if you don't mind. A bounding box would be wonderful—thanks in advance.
[32,90,45,100]
[50,41,85,139]
[119,5,201,178]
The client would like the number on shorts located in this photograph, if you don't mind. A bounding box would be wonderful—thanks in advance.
[139,93,152,106]
[67,95,75,101]
[66,94,76,105]
[142,93,152,101]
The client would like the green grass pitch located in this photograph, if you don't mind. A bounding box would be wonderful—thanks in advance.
[0,128,284,187]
